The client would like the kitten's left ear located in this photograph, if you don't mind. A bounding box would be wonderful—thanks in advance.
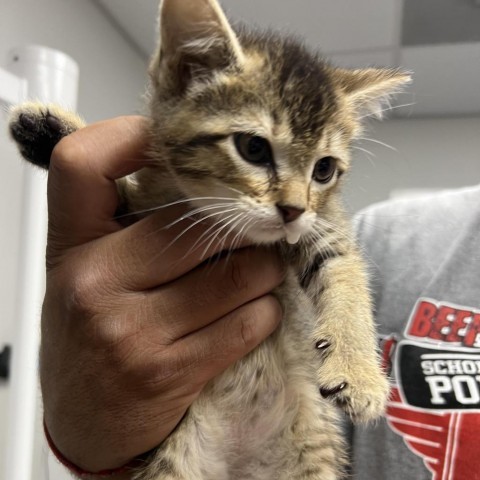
[332,68,412,119]
[150,0,245,95]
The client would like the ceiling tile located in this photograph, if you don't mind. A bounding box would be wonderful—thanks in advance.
[400,42,480,116]
[221,0,402,53]
[95,0,480,118]
[403,0,480,46]
[96,0,158,56]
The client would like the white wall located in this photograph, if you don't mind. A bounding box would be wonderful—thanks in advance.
[0,1,148,478]
[343,116,480,212]
[0,0,148,121]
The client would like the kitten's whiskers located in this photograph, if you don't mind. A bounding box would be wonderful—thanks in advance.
[207,212,255,265]
[358,101,416,121]
[170,210,241,268]
[220,183,246,197]
[160,202,237,231]
[351,146,376,166]
[158,206,240,256]
[114,196,237,220]
[229,216,256,252]
[182,208,242,259]
[357,137,397,153]
[200,211,246,263]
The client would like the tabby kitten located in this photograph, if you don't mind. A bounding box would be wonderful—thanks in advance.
[9,0,410,478]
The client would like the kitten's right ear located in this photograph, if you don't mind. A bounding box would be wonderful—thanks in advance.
[332,67,412,120]
[150,0,244,95]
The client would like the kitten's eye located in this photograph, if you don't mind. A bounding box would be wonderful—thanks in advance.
[234,133,273,165]
[313,156,337,183]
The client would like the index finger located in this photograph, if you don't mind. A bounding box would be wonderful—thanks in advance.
[98,203,254,290]
[47,116,150,253]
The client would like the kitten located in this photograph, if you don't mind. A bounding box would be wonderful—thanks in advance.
[9,0,410,478]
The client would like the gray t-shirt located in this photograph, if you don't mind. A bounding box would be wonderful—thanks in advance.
[350,185,480,480]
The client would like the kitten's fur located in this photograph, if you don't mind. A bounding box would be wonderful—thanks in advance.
[9,0,410,478]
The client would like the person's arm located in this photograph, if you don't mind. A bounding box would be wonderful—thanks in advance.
[40,116,284,478]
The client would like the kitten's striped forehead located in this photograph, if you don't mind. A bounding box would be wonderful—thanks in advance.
[187,29,341,152]
[264,34,338,141]
[155,27,353,193]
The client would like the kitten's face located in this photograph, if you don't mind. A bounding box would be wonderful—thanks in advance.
[147,0,410,246]
[155,82,352,246]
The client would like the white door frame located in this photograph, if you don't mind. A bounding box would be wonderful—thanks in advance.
[0,46,78,480]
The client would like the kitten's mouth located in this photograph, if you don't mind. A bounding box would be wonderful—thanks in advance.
[247,219,307,245]
[284,229,302,245]
[258,225,303,245]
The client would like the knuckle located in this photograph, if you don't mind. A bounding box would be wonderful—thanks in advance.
[62,262,112,319]
[65,276,98,318]
[105,320,186,392]
[200,255,249,303]
[239,315,257,349]
[64,278,97,319]
[238,295,282,348]
[89,318,162,391]
[225,250,284,297]
[236,304,263,348]
[227,254,250,292]
[126,349,184,394]
[92,315,132,349]
[223,255,250,295]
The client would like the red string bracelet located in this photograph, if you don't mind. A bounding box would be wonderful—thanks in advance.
[43,420,133,478]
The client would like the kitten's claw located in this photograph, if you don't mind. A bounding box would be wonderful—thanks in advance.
[318,373,388,422]
[315,339,331,350]
[320,382,347,398]
[316,343,389,422]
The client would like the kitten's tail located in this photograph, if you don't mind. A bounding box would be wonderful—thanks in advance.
[8,102,85,169]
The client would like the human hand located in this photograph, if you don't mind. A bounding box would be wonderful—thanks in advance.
[40,116,284,476]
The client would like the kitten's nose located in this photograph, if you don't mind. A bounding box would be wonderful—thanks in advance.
[276,204,305,223]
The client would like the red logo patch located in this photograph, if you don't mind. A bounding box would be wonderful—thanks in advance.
[386,388,480,480]
[382,299,480,479]
[406,299,480,348]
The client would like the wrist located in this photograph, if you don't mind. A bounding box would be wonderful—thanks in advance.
[44,419,139,479]
[81,473,133,480]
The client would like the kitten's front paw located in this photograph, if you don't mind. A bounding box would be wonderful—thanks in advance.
[316,343,389,422]
[8,102,83,168]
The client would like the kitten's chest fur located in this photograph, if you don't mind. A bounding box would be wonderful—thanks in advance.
[180,272,336,478]
[209,270,316,411]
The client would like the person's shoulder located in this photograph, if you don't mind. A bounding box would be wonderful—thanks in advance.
[354,184,480,239]
[353,184,480,267]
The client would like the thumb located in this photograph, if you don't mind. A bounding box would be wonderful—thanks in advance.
[46,116,150,259]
